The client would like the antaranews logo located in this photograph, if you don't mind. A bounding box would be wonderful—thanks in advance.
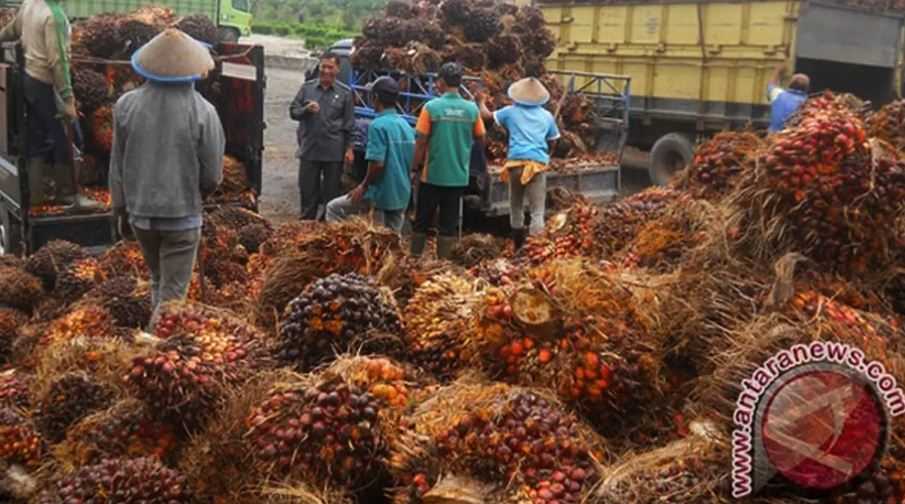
[731,341,905,498]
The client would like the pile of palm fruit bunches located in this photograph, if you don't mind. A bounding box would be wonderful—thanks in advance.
[2,9,905,504]
[0,88,904,504]
[354,0,620,169]
[0,6,255,217]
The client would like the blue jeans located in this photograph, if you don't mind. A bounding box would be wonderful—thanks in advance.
[325,194,405,232]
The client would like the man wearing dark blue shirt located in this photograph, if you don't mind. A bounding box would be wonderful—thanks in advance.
[767,63,809,133]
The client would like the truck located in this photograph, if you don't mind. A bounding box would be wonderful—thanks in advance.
[539,0,905,184]
[31,0,253,42]
[0,41,265,256]
[322,41,632,221]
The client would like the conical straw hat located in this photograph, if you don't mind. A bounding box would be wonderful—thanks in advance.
[131,28,214,83]
[508,77,551,106]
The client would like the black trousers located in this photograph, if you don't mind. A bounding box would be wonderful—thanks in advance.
[298,160,342,220]
[23,74,70,162]
[413,183,463,238]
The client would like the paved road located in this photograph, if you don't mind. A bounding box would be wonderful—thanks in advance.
[260,67,305,224]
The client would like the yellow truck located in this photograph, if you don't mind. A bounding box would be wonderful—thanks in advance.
[540,0,905,183]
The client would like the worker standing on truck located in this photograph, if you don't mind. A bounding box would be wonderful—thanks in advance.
[109,29,225,326]
[0,0,101,210]
[410,62,485,259]
[477,77,559,250]
[290,52,355,221]
[768,63,810,133]
[325,76,413,232]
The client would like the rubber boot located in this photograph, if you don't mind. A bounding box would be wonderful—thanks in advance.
[410,232,427,257]
[437,236,457,260]
[511,228,527,251]
[27,158,48,208]
[55,163,102,211]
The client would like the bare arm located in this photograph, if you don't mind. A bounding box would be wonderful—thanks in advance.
[411,136,429,178]
[477,93,494,122]
[361,161,385,188]
[769,63,785,88]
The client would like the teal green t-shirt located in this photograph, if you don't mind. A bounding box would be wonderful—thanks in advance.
[365,110,415,211]
[416,92,486,187]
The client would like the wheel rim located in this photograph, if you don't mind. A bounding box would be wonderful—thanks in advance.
[653,150,688,186]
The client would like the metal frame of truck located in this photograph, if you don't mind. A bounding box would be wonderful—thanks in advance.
[341,62,631,218]
[0,42,265,256]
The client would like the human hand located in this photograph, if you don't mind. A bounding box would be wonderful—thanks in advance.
[306,101,320,114]
[62,97,78,122]
[344,148,354,165]
[348,184,365,203]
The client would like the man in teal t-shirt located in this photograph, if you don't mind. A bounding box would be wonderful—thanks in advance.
[410,62,486,259]
[326,76,413,232]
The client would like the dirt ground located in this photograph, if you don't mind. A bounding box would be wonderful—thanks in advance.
[259,67,305,225]
[257,66,653,226]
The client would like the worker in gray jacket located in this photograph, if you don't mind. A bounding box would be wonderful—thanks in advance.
[109,29,225,325]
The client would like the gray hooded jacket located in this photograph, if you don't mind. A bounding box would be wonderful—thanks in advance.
[109,82,225,219]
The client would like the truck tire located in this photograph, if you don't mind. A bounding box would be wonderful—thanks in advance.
[218,27,240,43]
[649,133,694,186]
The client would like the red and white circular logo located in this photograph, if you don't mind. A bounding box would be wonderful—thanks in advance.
[760,369,886,490]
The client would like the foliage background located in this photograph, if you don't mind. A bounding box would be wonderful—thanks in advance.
[251,0,385,48]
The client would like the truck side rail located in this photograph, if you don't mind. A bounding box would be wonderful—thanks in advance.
[349,69,482,125]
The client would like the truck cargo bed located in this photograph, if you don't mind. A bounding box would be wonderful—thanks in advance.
[476,163,620,217]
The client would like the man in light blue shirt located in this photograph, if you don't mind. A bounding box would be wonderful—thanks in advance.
[325,76,413,232]
[478,77,559,249]
[767,64,809,133]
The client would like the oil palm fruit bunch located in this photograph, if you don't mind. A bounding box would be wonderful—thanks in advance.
[37,457,190,503]
[590,187,683,258]
[35,373,114,443]
[45,305,116,345]
[90,105,114,154]
[72,67,111,114]
[403,273,484,380]
[463,8,502,42]
[54,257,107,301]
[118,19,160,55]
[471,258,519,287]
[127,302,269,428]
[60,399,177,466]
[0,307,27,362]
[0,408,43,466]
[210,205,270,231]
[176,14,218,45]
[487,32,522,68]
[244,377,387,487]
[522,203,598,265]
[0,266,43,313]
[277,273,404,370]
[686,131,763,198]
[832,462,900,503]
[221,155,251,194]
[440,0,472,26]
[26,240,86,290]
[745,95,905,273]
[85,276,152,329]
[363,17,408,47]
[238,223,273,254]
[98,240,148,279]
[390,383,602,503]
[75,14,124,58]
[0,370,31,409]
[867,99,905,150]
[385,0,416,18]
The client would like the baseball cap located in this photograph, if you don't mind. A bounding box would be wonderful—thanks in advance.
[369,76,400,97]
